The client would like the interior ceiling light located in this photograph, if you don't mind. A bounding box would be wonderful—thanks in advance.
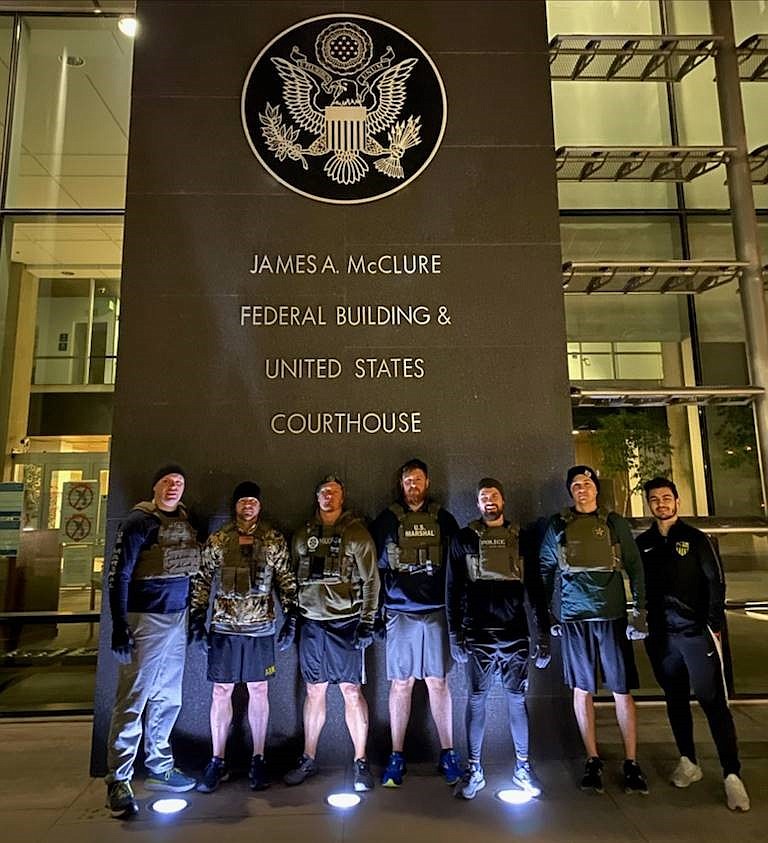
[326,792,361,809]
[118,16,138,38]
[149,798,188,815]
[59,55,85,68]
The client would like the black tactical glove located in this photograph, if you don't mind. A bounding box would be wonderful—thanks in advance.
[373,613,387,641]
[111,620,135,665]
[449,632,469,664]
[626,608,648,641]
[188,616,207,646]
[353,621,375,650]
[277,613,298,651]
[533,641,551,670]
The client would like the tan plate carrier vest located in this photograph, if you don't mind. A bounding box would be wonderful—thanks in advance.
[131,504,200,579]
[558,507,621,573]
[220,528,273,596]
[385,502,442,576]
[296,513,356,586]
[466,520,524,582]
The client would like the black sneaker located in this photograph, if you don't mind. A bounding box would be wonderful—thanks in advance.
[580,756,604,793]
[283,754,319,786]
[623,759,649,795]
[249,754,269,791]
[106,780,139,818]
[196,757,229,793]
[353,758,374,792]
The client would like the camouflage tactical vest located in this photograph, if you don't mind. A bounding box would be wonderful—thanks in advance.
[466,520,523,582]
[131,503,200,579]
[385,502,442,576]
[559,507,620,573]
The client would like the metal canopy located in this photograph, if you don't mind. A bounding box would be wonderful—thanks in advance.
[749,145,768,183]
[570,386,763,408]
[549,35,722,81]
[562,261,747,294]
[736,35,768,80]
[555,146,733,182]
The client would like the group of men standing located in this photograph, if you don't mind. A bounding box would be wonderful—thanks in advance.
[104,460,750,818]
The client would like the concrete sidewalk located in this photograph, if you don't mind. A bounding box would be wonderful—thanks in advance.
[1,702,766,843]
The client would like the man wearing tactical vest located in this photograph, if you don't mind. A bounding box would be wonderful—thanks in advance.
[539,465,648,796]
[638,477,750,812]
[371,458,461,787]
[189,481,298,794]
[105,464,200,817]
[282,475,379,793]
[446,478,551,800]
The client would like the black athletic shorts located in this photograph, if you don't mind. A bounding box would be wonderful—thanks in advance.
[299,617,364,685]
[467,638,529,694]
[561,618,638,694]
[207,632,276,683]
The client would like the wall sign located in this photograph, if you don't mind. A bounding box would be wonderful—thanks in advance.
[241,14,447,203]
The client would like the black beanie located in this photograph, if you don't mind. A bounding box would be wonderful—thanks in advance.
[151,463,186,489]
[231,481,261,509]
[477,477,505,499]
[566,465,600,495]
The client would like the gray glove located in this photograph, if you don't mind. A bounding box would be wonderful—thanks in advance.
[449,632,469,664]
[626,609,648,641]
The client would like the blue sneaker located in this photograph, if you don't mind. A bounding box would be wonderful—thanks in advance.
[381,751,406,787]
[438,749,463,785]
[145,767,196,792]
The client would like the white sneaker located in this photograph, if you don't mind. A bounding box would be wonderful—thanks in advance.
[724,774,750,812]
[670,756,703,788]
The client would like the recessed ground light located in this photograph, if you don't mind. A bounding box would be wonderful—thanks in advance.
[496,788,534,805]
[326,792,361,809]
[149,798,188,815]
[59,55,85,68]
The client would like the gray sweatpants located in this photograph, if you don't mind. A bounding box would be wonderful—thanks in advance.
[106,610,187,783]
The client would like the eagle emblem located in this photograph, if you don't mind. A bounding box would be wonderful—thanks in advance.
[259,22,421,185]
[242,15,446,203]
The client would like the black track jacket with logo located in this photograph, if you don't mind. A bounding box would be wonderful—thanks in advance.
[636,519,725,635]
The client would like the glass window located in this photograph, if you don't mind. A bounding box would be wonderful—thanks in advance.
[560,216,681,260]
[687,217,736,258]
[705,405,762,516]
[546,0,663,35]
[5,16,133,209]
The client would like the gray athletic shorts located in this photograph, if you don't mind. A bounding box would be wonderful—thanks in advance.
[386,609,450,680]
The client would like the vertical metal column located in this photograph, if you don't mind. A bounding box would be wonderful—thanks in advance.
[710,0,768,510]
